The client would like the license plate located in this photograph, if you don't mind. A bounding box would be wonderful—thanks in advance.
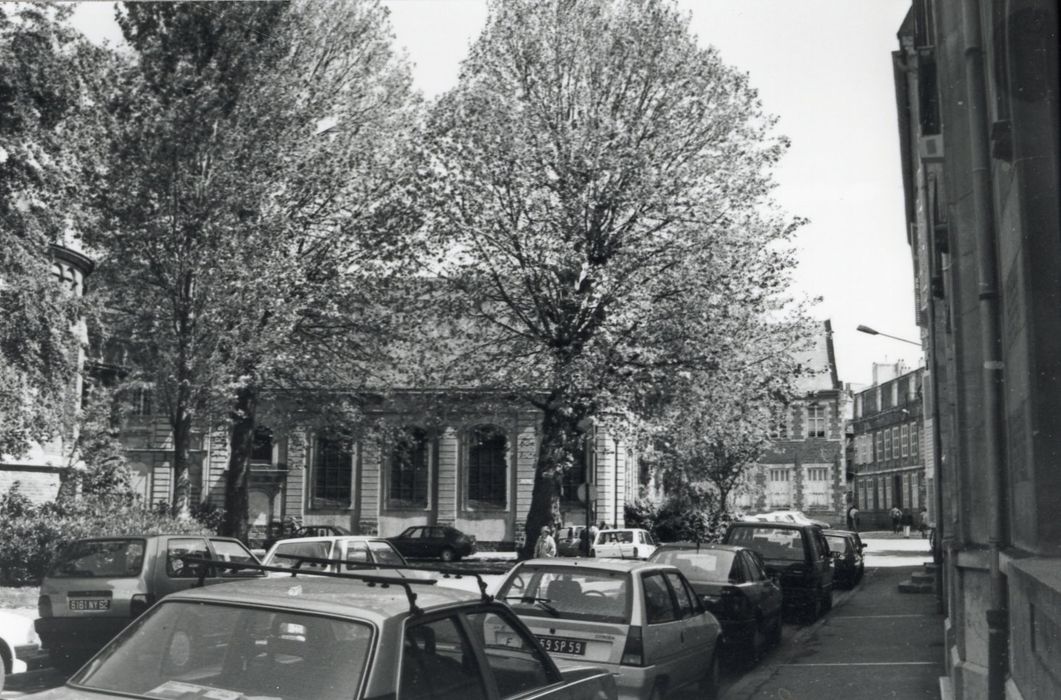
[69,599,110,611]
[537,635,587,655]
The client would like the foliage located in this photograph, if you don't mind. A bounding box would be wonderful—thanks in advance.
[0,5,113,456]
[89,0,420,533]
[0,483,208,585]
[416,0,810,556]
[72,384,134,498]
[625,490,730,544]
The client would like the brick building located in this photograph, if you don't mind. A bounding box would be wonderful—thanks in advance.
[733,320,849,524]
[850,364,926,530]
[894,1,1059,698]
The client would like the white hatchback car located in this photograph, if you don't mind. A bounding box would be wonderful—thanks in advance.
[0,609,41,690]
[496,559,722,700]
[260,536,431,579]
[590,529,658,560]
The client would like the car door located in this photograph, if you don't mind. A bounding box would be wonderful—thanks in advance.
[663,571,707,688]
[812,530,834,590]
[743,551,782,620]
[207,538,262,579]
[394,527,422,558]
[157,537,215,598]
[640,572,686,681]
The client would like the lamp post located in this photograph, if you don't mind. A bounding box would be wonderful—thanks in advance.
[856,324,922,347]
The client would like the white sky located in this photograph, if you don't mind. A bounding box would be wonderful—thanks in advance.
[69,0,922,386]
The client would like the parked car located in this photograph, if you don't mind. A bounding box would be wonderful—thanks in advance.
[259,523,352,554]
[0,610,41,691]
[22,567,617,700]
[386,525,477,562]
[495,558,722,699]
[722,522,834,622]
[261,536,432,580]
[648,543,783,661]
[557,525,588,557]
[823,529,866,588]
[590,528,658,560]
[34,535,261,670]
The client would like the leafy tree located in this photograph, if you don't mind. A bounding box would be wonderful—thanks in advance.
[0,5,111,457]
[418,0,809,557]
[89,0,419,536]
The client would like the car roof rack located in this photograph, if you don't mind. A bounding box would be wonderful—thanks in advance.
[181,556,440,615]
[405,565,493,601]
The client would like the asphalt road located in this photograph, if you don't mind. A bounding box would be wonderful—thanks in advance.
[2,536,939,699]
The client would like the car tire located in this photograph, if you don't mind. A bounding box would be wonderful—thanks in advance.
[700,653,721,699]
[440,547,456,563]
[767,611,783,646]
[746,616,767,665]
[0,654,6,693]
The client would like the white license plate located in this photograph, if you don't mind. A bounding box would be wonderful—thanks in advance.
[69,599,110,611]
[537,635,587,655]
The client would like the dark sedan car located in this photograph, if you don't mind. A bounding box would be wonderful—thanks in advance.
[823,529,866,588]
[648,543,783,661]
[387,525,476,562]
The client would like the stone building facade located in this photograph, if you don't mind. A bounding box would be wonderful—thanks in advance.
[850,366,926,530]
[894,1,1060,698]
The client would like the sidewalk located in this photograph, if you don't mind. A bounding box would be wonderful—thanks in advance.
[724,537,944,700]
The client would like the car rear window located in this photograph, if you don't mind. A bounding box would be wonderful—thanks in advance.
[497,565,630,624]
[49,539,146,578]
[652,549,735,582]
[825,535,851,553]
[727,527,806,561]
[70,601,373,700]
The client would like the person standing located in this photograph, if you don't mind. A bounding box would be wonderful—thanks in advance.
[901,508,913,538]
[890,506,902,533]
[918,507,930,538]
[849,505,860,533]
[534,525,557,558]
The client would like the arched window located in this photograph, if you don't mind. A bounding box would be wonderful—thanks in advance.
[466,425,507,509]
[389,427,429,508]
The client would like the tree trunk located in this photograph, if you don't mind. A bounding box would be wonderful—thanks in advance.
[172,398,194,519]
[222,382,257,541]
[519,404,572,560]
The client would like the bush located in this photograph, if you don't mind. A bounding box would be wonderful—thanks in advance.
[0,483,211,585]
[625,489,735,544]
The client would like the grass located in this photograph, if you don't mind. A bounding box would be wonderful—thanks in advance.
[0,586,40,609]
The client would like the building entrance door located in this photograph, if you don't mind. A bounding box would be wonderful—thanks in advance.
[893,474,904,508]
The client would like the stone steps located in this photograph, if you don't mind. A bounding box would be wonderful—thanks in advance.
[899,562,938,594]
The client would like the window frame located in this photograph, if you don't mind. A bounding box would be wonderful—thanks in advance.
[312,434,354,510]
[463,424,509,511]
[386,426,432,511]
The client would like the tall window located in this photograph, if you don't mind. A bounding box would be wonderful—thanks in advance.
[892,427,900,458]
[389,427,429,508]
[901,425,910,458]
[884,428,893,460]
[875,432,884,462]
[314,435,352,508]
[806,404,826,438]
[251,427,273,464]
[769,406,789,439]
[466,425,507,508]
[560,440,587,503]
[912,427,919,457]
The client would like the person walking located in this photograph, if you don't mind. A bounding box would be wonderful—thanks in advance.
[918,507,930,538]
[534,525,557,558]
[901,508,914,538]
[890,506,902,533]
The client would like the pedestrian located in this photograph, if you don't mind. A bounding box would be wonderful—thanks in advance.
[534,525,557,558]
[918,507,929,538]
[846,504,856,530]
[902,508,913,538]
[579,526,590,556]
[849,505,860,533]
[890,506,902,533]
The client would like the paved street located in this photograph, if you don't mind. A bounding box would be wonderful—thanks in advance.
[2,536,941,699]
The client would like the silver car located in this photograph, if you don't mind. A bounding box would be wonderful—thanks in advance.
[496,559,722,700]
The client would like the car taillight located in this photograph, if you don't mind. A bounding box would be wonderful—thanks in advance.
[621,626,645,666]
[130,593,155,617]
[37,595,52,618]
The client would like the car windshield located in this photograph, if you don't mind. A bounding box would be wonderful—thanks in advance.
[49,539,146,578]
[70,600,373,700]
[497,565,630,623]
[268,541,332,570]
[652,549,735,582]
[601,531,633,543]
[728,527,806,562]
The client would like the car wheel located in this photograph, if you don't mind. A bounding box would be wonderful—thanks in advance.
[746,617,767,665]
[0,655,6,693]
[440,547,456,563]
[700,653,721,699]
[767,611,783,646]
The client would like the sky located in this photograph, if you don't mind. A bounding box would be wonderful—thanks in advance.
[69,0,922,387]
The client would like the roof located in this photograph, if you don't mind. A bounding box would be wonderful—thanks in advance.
[168,575,481,625]
[653,542,744,553]
[270,535,389,546]
[793,319,841,394]
[518,558,669,574]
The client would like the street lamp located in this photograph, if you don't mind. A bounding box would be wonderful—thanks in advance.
[856,324,921,347]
